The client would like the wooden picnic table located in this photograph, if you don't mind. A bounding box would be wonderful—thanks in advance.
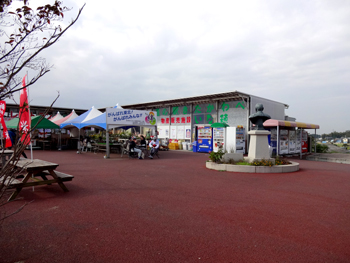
[4,159,74,201]
[37,140,52,150]
[96,143,122,153]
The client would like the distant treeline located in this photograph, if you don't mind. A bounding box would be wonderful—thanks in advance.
[320,130,350,139]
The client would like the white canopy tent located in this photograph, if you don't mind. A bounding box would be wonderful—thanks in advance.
[54,110,79,126]
[105,107,158,158]
[60,106,103,129]
[60,106,103,152]
[51,110,80,150]
[49,111,64,122]
[80,104,123,130]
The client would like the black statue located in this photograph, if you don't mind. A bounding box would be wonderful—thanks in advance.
[249,103,271,130]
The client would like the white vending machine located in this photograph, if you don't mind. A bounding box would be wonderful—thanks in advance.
[213,127,225,152]
[235,127,246,153]
[226,126,246,153]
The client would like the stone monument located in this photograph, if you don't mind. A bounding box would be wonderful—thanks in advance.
[245,103,275,164]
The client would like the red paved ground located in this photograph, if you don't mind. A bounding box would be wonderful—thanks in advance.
[1,150,350,263]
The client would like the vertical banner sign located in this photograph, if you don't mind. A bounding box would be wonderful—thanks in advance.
[0,100,12,147]
[19,75,31,145]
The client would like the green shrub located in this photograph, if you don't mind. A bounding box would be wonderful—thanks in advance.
[316,144,329,153]
[275,156,291,165]
[250,159,274,167]
[226,158,236,164]
[208,150,225,163]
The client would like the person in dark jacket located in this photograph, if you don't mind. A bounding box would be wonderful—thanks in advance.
[129,137,143,159]
[8,129,27,158]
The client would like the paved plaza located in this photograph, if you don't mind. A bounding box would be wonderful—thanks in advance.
[1,150,350,263]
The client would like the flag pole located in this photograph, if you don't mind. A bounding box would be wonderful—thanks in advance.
[25,73,35,192]
[26,73,33,161]
[0,121,3,149]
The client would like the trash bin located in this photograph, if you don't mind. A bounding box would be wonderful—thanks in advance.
[189,142,194,151]
[182,142,187,150]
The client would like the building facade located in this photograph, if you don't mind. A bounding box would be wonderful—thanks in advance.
[4,103,87,121]
[121,91,289,147]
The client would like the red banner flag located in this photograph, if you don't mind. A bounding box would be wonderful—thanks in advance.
[0,100,12,148]
[19,75,31,145]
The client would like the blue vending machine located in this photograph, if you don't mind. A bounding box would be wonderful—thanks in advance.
[196,126,213,153]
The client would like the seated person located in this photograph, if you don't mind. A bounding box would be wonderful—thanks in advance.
[140,135,147,148]
[129,137,143,159]
[124,137,132,149]
[148,136,159,159]
[160,138,169,150]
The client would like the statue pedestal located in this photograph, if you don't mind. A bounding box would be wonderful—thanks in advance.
[245,130,275,164]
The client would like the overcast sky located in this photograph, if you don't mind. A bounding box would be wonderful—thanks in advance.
[6,0,350,134]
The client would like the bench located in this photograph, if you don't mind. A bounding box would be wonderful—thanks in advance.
[3,171,74,190]
[2,177,22,189]
[34,170,74,182]
[54,171,74,181]
[3,158,75,201]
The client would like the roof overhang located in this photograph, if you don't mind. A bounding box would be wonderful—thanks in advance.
[264,119,319,129]
[121,91,253,109]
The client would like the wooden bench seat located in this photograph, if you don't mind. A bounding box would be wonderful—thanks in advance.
[34,170,74,181]
[2,178,22,187]
[54,171,74,181]
[3,171,74,190]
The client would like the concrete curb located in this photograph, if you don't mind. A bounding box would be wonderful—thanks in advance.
[306,156,350,164]
[206,161,299,173]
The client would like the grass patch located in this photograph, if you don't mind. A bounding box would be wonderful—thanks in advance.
[235,161,251,165]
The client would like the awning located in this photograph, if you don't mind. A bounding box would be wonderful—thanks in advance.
[6,116,59,129]
[211,122,229,128]
[263,119,319,129]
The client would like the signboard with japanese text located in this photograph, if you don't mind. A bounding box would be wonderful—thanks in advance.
[218,100,247,128]
[154,101,247,134]
[193,103,216,125]
[185,126,191,139]
[158,126,169,138]
[155,106,190,117]
[156,106,192,126]
[106,108,157,126]
[159,116,191,125]
[177,126,185,139]
[170,126,177,139]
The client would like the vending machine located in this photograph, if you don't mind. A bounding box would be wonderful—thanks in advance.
[226,126,246,153]
[302,130,308,153]
[196,126,213,153]
[289,130,296,154]
[268,128,278,156]
[296,130,301,153]
[279,129,289,155]
[213,127,225,152]
[235,126,246,153]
